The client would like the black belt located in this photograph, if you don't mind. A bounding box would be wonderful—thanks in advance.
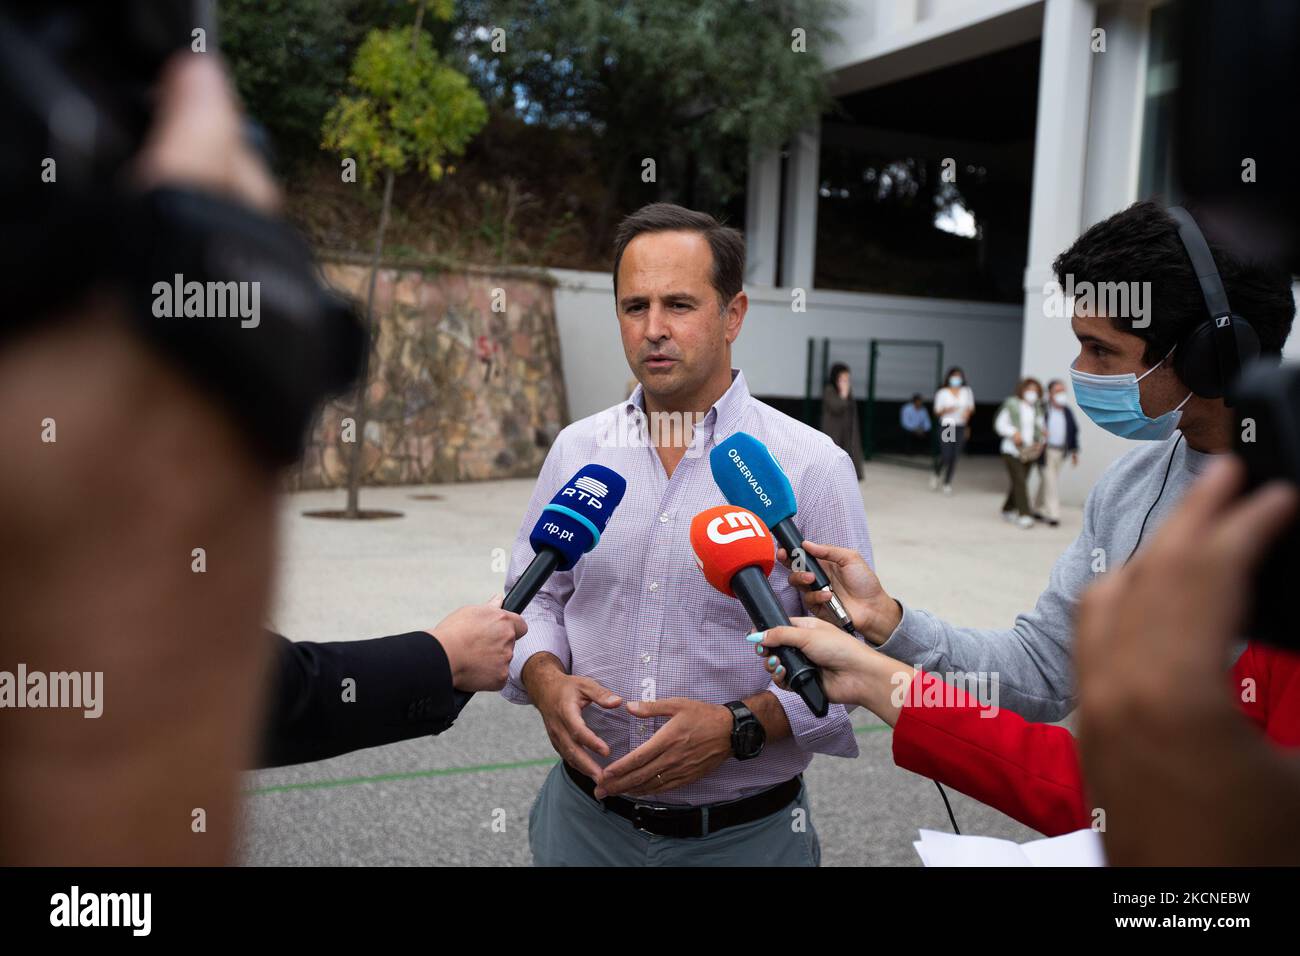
[563,762,801,839]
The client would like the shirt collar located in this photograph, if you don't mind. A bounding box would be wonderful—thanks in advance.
[624,368,750,448]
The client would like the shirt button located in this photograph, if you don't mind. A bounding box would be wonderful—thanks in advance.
[641,654,651,664]
[639,723,647,733]
[649,582,659,592]
[659,513,669,523]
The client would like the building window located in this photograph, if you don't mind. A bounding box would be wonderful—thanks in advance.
[813,41,1039,303]
[1137,2,1179,203]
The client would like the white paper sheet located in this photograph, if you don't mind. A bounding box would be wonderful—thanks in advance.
[914,827,1106,867]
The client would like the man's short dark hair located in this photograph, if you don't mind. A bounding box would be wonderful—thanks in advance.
[612,203,745,308]
[1053,200,1295,364]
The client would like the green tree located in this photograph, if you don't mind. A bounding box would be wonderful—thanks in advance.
[454,0,843,250]
[219,0,364,167]
[322,0,487,518]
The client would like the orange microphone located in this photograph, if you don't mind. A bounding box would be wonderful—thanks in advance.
[690,505,829,718]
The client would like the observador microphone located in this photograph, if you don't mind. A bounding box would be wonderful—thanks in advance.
[710,432,857,633]
[503,464,627,614]
[690,505,829,718]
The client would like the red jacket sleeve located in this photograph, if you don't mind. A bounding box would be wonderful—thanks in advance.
[1236,642,1300,747]
[891,671,1089,837]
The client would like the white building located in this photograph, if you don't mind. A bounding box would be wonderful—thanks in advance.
[553,0,1300,505]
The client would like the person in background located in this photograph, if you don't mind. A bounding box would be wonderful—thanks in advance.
[931,366,974,494]
[995,377,1046,529]
[899,393,931,456]
[821,362,864,480]
[1033,379,1079,527]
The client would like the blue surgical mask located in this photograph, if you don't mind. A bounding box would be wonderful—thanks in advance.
[1069,348,1192,441]
[948,376,963,387]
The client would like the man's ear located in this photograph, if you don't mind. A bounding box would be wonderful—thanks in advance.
[723,291,747,345]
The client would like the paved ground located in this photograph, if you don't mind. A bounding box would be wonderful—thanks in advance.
[239,454,1081,866]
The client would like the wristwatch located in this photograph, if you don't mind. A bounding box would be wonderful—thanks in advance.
[725,700,765,760]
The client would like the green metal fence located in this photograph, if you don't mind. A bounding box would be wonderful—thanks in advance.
[805,337,944,460]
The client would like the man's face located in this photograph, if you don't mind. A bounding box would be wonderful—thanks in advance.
[1050,383,1066,404]
[1071,309,1189,418]
[616,231,742,405]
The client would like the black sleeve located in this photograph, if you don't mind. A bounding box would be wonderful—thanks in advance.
[1065,406,1080,453]
[258,631,472,768]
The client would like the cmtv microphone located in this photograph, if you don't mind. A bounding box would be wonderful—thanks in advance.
[710,432,856,633]
[689,505,829,718]
[503,464,627,614]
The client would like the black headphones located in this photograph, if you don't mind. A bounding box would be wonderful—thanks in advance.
[1167,206,1260,402]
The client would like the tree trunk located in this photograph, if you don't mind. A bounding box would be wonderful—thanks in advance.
[344,167,395,518]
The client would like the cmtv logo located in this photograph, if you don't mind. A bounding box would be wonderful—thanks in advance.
[706,510,767,545]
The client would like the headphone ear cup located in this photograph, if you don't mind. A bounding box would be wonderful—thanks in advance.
[1234,315,1261,366]
[1173,317,1260,399]
[1173,319,1220,397]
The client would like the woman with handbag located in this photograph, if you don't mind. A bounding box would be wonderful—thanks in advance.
[994,377,1046,529]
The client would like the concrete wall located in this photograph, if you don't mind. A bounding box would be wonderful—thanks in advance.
[551,268,1022,421]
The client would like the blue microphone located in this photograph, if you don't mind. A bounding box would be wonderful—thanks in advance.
[710,433,857,633]
[503,464,627,613]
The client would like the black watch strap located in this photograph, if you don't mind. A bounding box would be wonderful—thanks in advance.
[725,700,764,760]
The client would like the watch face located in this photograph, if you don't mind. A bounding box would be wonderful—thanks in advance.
[734,721,764,759]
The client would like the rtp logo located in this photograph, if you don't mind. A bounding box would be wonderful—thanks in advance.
[562,475,610,509]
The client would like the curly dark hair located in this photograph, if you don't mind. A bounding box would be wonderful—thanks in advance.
[1053,200,1295,364]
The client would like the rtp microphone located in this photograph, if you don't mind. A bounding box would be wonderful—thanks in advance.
[503,463,627,614]
[709,432,857,633]
[689,505,829,718]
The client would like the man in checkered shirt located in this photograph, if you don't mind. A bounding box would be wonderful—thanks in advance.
[503,203,873,866]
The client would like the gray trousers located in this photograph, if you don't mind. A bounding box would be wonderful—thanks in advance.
[527,762,821,866]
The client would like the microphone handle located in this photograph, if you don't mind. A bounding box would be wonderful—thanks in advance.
[730,566,829,718]
[503,548,561,614]
[772,519,857,634]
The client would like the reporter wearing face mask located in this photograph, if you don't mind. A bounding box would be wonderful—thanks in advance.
[770,201,1295,727]
[994,377,1046,529]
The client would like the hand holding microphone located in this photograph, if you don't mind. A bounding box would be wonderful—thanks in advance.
[709,433,857,633]
[427,595,528,693]
[780,539,902,645]
[748,616,908,723]
[690,505,829,718]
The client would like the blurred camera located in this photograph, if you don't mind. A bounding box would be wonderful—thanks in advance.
[1234,360,1300,650]
[0,0,364,466]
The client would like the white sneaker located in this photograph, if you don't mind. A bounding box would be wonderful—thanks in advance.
[942,484,953,496]
[1017,515,1035,529]
[1001,510,1016,522]
[929,474,940,490]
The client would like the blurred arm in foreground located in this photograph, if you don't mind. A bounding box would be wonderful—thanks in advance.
[1076,457,1300,865]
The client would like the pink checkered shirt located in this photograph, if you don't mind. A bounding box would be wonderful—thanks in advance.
[501,369,872,805]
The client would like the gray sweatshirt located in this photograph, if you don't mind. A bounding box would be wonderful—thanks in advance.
[877,433,1218,722]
